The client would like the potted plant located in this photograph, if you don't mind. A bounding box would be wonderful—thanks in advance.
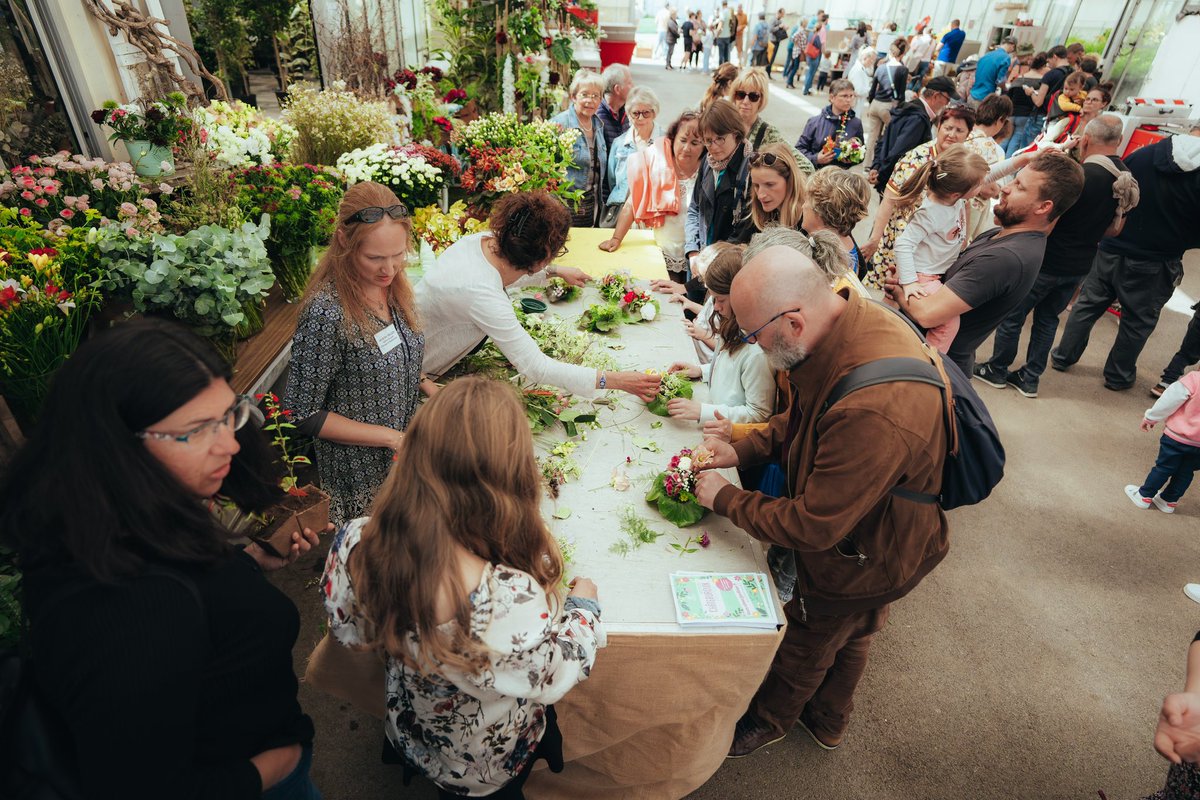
[252,391,330,557]
[90,92,192,178]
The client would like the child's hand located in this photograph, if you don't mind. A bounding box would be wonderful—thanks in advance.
[667,397,702,421]
[683,320,709,341]
[902,282,928,301]
[668,361,701,379]
[1142,418,1158,432]
[702,410,733,442]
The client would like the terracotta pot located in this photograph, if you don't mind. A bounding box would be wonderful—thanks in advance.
[254,484,331,558]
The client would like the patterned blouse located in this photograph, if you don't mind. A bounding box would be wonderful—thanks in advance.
[864,140,937,289]
[322,520,606,796]
[284,286,423,524]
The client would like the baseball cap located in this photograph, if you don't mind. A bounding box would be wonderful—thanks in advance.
[1002,35,1018,45]
[925,76,960,99]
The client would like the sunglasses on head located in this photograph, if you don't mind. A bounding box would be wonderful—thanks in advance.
[750,151,787,169]
[347,204,410,224]
[733,90,763,103]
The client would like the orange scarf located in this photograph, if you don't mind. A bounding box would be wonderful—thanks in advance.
[626,137,681,229]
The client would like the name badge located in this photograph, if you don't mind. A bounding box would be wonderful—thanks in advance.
[375,324,402,355]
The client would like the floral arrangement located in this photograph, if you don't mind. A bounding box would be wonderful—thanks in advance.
[578,302,624,333]
[0,152,164,232]
[336,142,454,211]
[620,288,659,322]
[233,163,343,300]
[539,440,581,498]
[598,271,634,304]
[455,114,580,209]
[820,114,866,166]
[645,447,712,528]
[193,100,297,168]
[258,392,313,496]
[0,234,99,424]
[283,81,397,166]
[518,306,614,369]
[387,65,465,144]
[90,92,192,148]
[646,369,691,416]
[411,201,487,254]
[543,276,578,303]
[610,505,664,556]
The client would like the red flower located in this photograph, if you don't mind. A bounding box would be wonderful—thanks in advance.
[622,291,636,304]
[420,65,444,81]
[443,88,467,104]
[28,247,58,258]
[0,285,17,310]
[433,116,453,133]
[544,37,553,48]
[495,30,508,44]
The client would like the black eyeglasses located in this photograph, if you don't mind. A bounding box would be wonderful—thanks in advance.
[733,90,763,103]
[739,307,802,344]
[630,109,655,119]
[347,204,410,224]
[749,152,788,169]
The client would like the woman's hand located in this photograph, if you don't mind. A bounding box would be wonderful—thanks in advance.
[702,410,733,442]
[419,378,441,398]
[859,238,880,262]
[667,397,702,420]
[568,577,598,600]
[251,743,303,790]
[605,370,662,402]
[598,238,622,252]
[668,361,702,379]
[553,265,590,287]
[650,278,686,295]
[245,525,328,571]
[1155,692,1200,764]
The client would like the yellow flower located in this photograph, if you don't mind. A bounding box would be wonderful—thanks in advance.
[19,274,32,289]
[27,252,54,272]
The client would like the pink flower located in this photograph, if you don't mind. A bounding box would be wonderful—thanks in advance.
[18,207,30,216]
[124,227,140,237]
[286,186,302,200]
[90,178,104,190]
[118,201,138,217]
[139,198,157,211]
[158,182,173,194]
[59,208,74,219]
[34,197,48,207]
[42,183,58,195]
[19,190,33,201]
[699,532,711,548]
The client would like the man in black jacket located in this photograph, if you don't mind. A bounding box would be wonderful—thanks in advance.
[867,76,957,195]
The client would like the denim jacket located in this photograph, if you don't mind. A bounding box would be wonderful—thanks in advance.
[606,124,665,206]
[552,106,608,196]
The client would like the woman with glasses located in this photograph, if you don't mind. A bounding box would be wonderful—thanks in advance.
[796,78,867,170]
[551,70,608,227]
[684,99,754,275]
[729,67,815,174]
[417,191,662,403]
[285,181,428,525]
[602,87,664,229]
[1,319,322,799]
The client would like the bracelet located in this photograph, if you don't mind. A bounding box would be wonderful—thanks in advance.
[599,371,607,390]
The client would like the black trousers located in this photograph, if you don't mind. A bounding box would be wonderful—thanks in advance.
[1052,249,1184,388]
[1162,300,1200,384]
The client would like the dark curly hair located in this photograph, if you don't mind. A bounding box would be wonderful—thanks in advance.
[488,191,572,272]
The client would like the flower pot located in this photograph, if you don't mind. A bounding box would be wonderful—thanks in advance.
[274,244,316,303]
[123,139,175,178]
[255,484,331,558]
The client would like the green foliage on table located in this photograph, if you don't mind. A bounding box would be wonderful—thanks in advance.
[645,473,706,528]
[610,505,664,556]
[579,302,626,333]
[646,371,692,416]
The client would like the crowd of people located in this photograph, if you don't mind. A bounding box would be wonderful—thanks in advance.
[5,12,1200,800]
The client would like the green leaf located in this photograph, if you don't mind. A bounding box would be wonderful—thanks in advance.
[553,507,572,520]
[646,473,707,528]
[632,436,660,453]
[650,420,663,429]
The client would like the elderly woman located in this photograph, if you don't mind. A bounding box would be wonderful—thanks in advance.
[602,86,665,228]
[598,109,705,283]
[795,78,866,170]
[729,67,815,173]
[802,168,873,278]
[685,98,753,267]
[551,69,608,228]
[860,105,976,288]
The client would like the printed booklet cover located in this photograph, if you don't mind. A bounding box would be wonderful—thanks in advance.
[670,572,780,628]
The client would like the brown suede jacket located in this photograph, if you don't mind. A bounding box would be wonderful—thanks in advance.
[713,291,950,616]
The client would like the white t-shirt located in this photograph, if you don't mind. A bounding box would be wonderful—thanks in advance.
[654,174,697,261]
[910,33,935,61]
[894,197,967,284]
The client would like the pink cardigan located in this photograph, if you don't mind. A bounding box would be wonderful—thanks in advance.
[626,137,680,229]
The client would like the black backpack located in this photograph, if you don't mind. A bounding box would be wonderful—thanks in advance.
[0,568,204,799]
[817,315,1005,510]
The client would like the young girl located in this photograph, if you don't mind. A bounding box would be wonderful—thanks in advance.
[1126,370,1200,514]
[892,144,992,352]
[321,377,606,798]
[663,244,774,426]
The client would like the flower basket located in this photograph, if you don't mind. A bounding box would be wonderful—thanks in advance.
[253,483,331,558]
[122,140,175,178]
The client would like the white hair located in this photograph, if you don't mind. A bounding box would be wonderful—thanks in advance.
[626,86,660,116]
[601,64,632,94]
[569,69,606,98]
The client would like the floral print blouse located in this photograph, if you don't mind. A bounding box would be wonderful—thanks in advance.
[321,519,607,796]
[864,140,937,289]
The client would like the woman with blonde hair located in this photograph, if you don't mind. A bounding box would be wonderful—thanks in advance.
[746,142,806,235]
[286,181,429,524]
[729,67,815,173]
[802,168,872,277]
[321,376,605,798]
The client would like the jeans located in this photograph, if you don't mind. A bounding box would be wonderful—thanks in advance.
[655,30,666,58]
[1162,300,1200,384]
[1005,114,1045,157]
[1139,434,1200,503]
[1053,250,1185,388]
[908,60,930,92]
[802,55,820,93]
[716,36,731,64]
[986,271,1083,382]
[262,747,321,800]
[783,52,801,85]
[703,44,712,71]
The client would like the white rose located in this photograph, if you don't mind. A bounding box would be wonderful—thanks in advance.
[677,457,692,472]
[641,303,657,322]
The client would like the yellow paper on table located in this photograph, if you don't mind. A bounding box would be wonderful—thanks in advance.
[556,227,668,281]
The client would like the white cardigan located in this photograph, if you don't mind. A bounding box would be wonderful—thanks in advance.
[416,233,597,398]
[697,339,774,424]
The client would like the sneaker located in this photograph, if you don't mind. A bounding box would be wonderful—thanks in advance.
[1125,485,1152,509]
[1152,494,1178,514]
[1006,370,1039,398]
[1151,381,1170,398]
[727,712,786,758]
[798,710,843,751]
[973,362,1009,389]
[1184,584,1200,604]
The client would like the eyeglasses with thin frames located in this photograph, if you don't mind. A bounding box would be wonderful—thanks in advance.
[739,308,802,344]
[137,395,253,445]
[347,204,410,225]
[577,92,602,101]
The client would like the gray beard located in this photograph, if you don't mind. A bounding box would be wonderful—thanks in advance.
[764,338,809,372]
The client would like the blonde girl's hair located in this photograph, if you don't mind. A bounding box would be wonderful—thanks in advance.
[702,62,740,111]
[893,144,990,209]
[303,181,420,337]
[749,142,806,231]
[1062,69,1088,93]
[701,243,749,354]
[806,168,871,236]
[348,376,564,674]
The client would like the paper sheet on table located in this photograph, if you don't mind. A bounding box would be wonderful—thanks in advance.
[669,572,779,629]
[555,227,668,281]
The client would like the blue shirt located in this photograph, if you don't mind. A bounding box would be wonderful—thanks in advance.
[938,28,966,62]
[971,48,1011,101]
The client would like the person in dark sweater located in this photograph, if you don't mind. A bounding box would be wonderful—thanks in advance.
[1052,132,1200,390]
[867,76,958,195]
[0,319,323,800]
[974,114,1137,397]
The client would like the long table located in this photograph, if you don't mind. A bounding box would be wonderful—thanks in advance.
[523,229,786,799]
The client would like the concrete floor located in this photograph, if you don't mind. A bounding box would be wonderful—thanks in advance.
[271,57,1200,799]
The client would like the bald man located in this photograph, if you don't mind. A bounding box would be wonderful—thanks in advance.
[696,239,950,757]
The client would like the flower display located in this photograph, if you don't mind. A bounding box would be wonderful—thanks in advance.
[388,66,467,144]
[544,276,578,303]
[193,100,297,168]
[598,271,634,304]
[645,369,692,416]
[620,288,659,322]
[820,114,866,166]
[645,446,713,528]
[336,142,453,211]
[454,114,580,210]
[283,81,397,166]
[90,92,193,148]
[578,302,624,333]
[411,201,487,254]
[0,152,160,231]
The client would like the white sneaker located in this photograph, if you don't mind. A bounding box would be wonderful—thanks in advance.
[1185,584,1200,605]
[1152,494,1178,514]
[1125,485,1152,509]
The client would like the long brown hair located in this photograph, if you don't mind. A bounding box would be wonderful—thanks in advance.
[303,181,419,337]
[702,243,749,354]
[894,144,989,209]
[348,377,564,674]
[702,62,740,111]
[749,142,806,231]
